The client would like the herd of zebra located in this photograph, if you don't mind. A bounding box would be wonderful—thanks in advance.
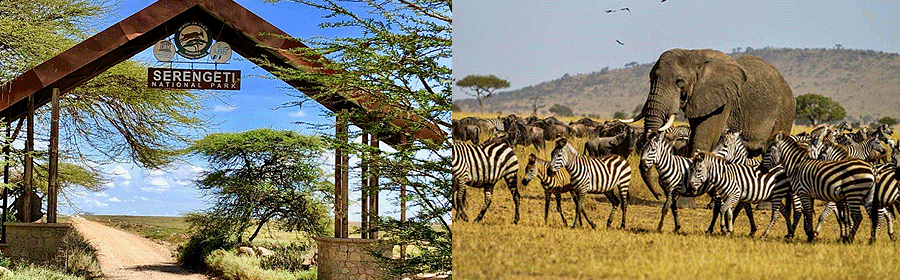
[452,114,900,243]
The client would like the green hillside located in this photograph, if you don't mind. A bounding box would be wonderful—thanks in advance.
[453,48,900,124]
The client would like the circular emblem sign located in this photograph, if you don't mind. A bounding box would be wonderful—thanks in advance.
[209,41,232,63]
[174,22,211,59]
[153,40,175,62]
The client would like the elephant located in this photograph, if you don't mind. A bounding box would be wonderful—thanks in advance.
[621,48,795,199]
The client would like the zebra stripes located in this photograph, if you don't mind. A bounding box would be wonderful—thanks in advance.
[688,152,792,237]
[642,134,720,233]
[761,133,876,242]
[522,154,576,226]
[549,137,631,229]
[712,131,760,166]
[452,141,521,224]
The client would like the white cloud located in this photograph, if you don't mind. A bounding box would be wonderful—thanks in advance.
[112,165,132,180]
[191,165,205,173]
[289,110,306,117]
[148,170,165,176]
[94,192,109,198]
[213,105,237,112]
[94,200,109,208]
[135,196,150,201]
[107,197,121,202]
[148,178,167,186]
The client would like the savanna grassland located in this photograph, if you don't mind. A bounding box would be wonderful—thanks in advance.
[452,116,900,279]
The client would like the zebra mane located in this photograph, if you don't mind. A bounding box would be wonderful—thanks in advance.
[822,138,851,158]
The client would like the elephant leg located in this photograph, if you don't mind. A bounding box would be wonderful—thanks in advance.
[688,106,731,154]
[556,192,568,227]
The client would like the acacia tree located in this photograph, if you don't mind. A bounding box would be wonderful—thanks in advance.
[263,0,451,276]
[190,129,332,243]
[456,74,510,113]
[795,93,846,125]
[0,0,209,216]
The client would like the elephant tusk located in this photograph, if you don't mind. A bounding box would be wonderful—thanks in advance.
[657,114,676,131]
[618,112,643,123]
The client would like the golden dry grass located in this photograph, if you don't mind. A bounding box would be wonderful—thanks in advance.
[452,123,900,279]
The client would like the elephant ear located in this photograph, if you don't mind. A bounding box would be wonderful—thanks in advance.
[683,53,747,119]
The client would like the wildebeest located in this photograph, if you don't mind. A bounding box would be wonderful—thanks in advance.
[584,130,634,158]
[452,120,481,144]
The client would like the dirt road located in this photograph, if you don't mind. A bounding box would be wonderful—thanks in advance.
[71,216,208,280]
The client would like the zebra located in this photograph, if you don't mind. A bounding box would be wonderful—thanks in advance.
[522,154,575,226]
[809,131,889,235]
[712,131,760,166]
[548,137,631,229]
[688,151,793,237]
[642,133,736,233]
[816,134,886,163]
[867,160,900,243]
[761,133,876,242]
[451,141,521,224]
[711,131,805,237]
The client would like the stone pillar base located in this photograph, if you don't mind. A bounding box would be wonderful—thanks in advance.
[314,237,391,280]
[0,223,72,266]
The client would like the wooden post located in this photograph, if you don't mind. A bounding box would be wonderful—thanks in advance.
[334,110,350,238]
[2,114,9,242]
[399,135,406,257]
[360,133,369,239]
[341,123,349,239]
[334,113,345,238]
[23,95,33,222]
[48,88,59,223]
[369,135,378,239]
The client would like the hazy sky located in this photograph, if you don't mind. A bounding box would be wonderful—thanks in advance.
[453,0,900,99]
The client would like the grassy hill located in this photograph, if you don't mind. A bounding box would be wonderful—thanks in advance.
[453,47,900,123]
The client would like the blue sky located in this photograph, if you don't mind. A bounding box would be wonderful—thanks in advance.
[452,0,900,100]
[53,0,409,219]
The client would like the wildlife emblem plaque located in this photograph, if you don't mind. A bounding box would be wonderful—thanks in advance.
[174,22,211,59]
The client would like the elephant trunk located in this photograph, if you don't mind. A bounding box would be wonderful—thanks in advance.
[639,161,663,200]
[642,81,680,136]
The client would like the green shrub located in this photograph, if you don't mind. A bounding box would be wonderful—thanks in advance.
[4,264,83,280]
[205,249,316,280]
[260,243,311,272]
[177,233,234,270]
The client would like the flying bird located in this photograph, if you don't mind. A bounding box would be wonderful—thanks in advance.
[620,7,631,15]
[605,9,615,13]
[616,40,625,45]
